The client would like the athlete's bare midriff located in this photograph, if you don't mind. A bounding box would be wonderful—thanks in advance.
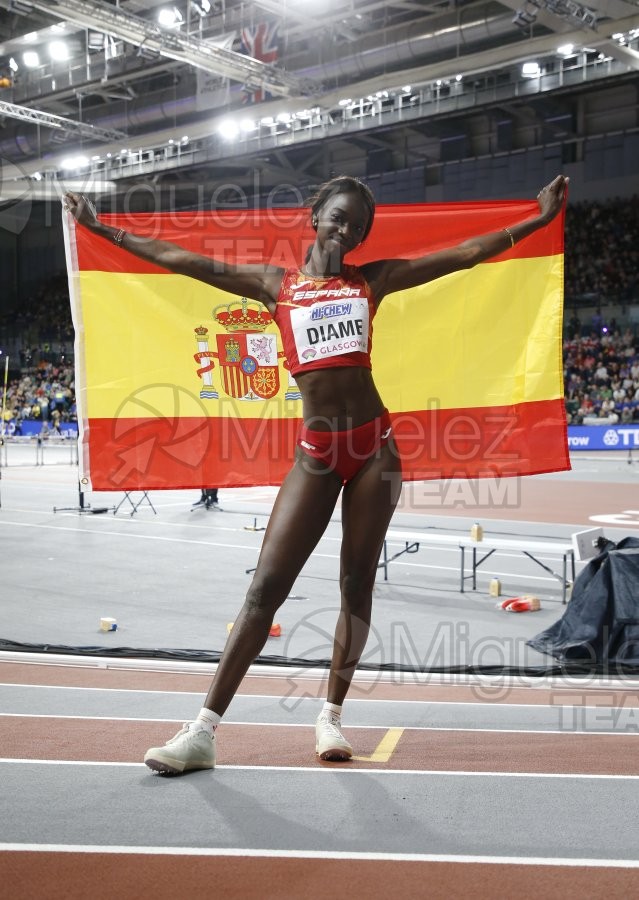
[295,366,385,429]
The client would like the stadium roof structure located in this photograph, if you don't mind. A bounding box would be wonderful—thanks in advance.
[0,0,637,202]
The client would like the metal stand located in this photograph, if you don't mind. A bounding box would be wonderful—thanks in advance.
[113,491,157,517]
[460,543,576,605]
[53,481,113,515]
[244,516,266,532]
[377,538,420,581]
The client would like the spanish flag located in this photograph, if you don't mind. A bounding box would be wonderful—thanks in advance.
[64,200,568,491]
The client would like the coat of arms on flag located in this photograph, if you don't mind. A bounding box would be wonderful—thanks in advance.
[193,299,281,401]
[240,21,279,103]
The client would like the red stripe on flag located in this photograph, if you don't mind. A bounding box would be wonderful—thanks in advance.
[74,203,562,274]
[84,399,568,491]
[392,398,569,481]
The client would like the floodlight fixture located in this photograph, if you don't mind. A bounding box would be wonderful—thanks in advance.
[48,41,70,62]
[22,51,40,68]
[158,7,183,28]
[522,61,541,76]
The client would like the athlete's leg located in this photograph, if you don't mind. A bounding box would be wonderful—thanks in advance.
[203,453,343,716]
[327,440,402,706]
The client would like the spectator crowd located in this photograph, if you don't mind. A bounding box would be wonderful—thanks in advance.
[564,196,639,306]
[1,363,76,435]
[1,273,76,435]
[1,196,638,433]
[564,325,639,425]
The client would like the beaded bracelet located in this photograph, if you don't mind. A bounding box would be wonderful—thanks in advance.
[503,226,515,248]
[113,228,126,246]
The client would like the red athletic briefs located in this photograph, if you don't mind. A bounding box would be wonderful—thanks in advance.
[296,409,393,484]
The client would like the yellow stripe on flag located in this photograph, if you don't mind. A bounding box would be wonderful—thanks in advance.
[374,253,564,411]
[80,253,562,420]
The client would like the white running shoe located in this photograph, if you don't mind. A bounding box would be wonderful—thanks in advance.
[315,712,353,761]
[144,723,216,775]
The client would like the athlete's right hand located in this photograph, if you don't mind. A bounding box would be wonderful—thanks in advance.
[63,192,99,229]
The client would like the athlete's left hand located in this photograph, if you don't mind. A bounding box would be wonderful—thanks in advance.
[536,175,569,223]
[63,192,99,229]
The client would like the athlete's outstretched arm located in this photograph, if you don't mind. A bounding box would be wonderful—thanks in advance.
[63,192,282,307]
[364,175,568,303]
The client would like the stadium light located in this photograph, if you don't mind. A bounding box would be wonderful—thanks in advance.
[48,41,70,62]
[522,61,541,77]
[218,119,239,140]
[22,51,40,68]
[61,155,89,169]
[158,7,183,28]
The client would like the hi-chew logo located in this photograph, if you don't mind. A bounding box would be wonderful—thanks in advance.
[310,303,353,320]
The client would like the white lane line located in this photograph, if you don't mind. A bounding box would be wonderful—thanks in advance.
[3,508,272,534]
[0,520,340,561]
[2,843,639,867]
[380,562,568,583]
[2,758,639,780]
[0,520,262,552]
[0,509,472,552]
[2,684,637,711]
[0,713,637,738]
[1,655,635,692]
[0,759,142,767]
[1,519,574,579]
[0,683,207,697]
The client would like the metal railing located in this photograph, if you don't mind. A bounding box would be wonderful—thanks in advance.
[29,41,639,187]
[0,434,79,467]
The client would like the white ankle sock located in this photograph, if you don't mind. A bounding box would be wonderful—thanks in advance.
[322,702,342,718]
[194,708,221,733]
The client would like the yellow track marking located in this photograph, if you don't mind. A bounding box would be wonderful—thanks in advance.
[353,727,404,763]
